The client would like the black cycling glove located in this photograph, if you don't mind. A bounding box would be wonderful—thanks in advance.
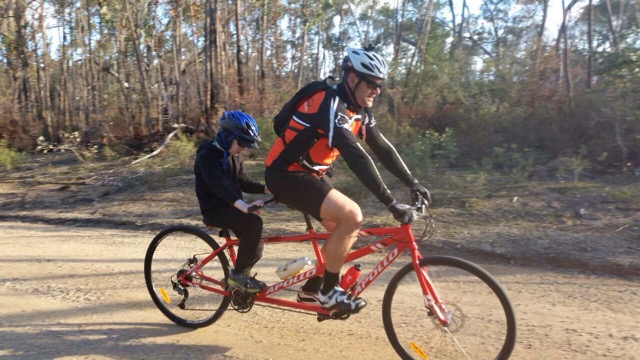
[388,202,414,224]
[410,182,432,205]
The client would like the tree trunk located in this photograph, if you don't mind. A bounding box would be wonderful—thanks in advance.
[532,0,548,75]
[257,0,268,110]
[124,0,153,139]
[392,0,408,71]
[556,0,579,104]
[187,2,206,124]
[78,6,90,131]
[205,0,222,126]
[38,0,54,142]
[58,18,71,133]
[296,1,308,89]
[115,19,134,137]
[172,1,183,125]
[561,0,574,108]
[214,0,228,109]
[605,0,620,51]
[85,0,97,132]
[234,0,244,97]
[447,0,467,59]
[404,0,434,102]
[13,0,32,122]
[587,0,593,89]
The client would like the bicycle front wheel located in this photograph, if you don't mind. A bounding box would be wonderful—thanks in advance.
[144,225,231,328]
[383,256,516,360]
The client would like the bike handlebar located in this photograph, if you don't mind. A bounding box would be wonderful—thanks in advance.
[247,197,279,213]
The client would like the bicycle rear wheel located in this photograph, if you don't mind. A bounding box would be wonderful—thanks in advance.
[144,225,231,328]
[382,256,516,360]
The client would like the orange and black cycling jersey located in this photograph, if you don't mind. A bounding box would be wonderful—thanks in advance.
[265,82,416,207]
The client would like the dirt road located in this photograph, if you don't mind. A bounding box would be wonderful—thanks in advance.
[1,221,638,359]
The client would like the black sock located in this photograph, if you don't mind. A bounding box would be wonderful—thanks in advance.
[321,271,339,295]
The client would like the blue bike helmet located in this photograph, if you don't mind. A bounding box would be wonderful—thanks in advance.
[218,110,261,149]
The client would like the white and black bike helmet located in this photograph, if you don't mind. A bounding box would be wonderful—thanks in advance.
[341,45,389,80]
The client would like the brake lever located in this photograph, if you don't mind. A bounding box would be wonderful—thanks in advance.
[410,191,428,217]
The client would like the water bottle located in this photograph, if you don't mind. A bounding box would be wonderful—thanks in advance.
[339,263,362,290]
[275,256,313,280]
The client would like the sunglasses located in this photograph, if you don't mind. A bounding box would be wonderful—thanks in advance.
[360,76,384,90]
[236,138,259,149]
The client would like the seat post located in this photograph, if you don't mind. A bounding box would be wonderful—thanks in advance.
[303,213,314,231]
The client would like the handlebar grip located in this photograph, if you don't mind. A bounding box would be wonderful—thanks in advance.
[263,197,278,205]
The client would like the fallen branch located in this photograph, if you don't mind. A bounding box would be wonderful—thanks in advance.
[131,124,186,165]
[615,225,629,232]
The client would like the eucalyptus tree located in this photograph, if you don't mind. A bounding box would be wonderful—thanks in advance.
[35,0,54,141]
[1,0,32,121]
[575,0,640,170]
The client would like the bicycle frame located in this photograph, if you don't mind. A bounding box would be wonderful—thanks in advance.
[178,212,450,324]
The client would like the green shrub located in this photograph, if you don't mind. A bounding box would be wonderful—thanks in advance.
[0,138,26,171]
[398,128,459,180]
[556,146,591,183]
[131,132,196,184]
[255,116,275,159]
[100,145,119,160]
[606,184,640,203]
[164,132,196,169]
[482,144,534,183]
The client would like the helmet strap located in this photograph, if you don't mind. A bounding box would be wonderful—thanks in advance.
[344,72,363,110]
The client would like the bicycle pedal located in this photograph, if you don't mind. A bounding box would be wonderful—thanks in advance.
[316,310,351,322]
[330,310,351,320]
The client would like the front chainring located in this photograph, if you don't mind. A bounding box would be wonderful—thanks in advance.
[230,288,254,313]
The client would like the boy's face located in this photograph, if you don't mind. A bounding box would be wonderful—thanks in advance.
[229,139,246,156]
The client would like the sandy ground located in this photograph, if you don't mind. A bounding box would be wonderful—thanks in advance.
[1,221,638,360]
[1,153,639,358]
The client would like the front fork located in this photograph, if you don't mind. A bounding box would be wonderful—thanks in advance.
[411,251,451,326]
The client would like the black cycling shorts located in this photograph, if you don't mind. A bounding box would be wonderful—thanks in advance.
[265,167,333,221]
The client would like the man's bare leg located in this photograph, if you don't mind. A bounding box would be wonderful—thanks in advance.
[319,189,362,273]
[299,191,359,297]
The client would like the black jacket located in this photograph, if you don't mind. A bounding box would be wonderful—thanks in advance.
[194,141,265,215]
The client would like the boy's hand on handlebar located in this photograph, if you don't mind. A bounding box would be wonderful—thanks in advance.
[411,182,432,205]
[388,202,415,224]
[249,200,264,213]
[233,199,250,213]
[234,199,264,214]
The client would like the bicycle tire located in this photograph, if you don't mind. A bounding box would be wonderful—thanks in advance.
[382,256,517,359]
[144,225,231,328]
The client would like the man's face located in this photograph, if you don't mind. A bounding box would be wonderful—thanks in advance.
[349,73,383,108]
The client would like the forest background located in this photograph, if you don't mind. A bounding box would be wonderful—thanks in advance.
[0,0,638,180]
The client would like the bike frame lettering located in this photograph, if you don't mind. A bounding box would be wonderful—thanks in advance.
[265,268,318,295]
[353,246,400,296]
